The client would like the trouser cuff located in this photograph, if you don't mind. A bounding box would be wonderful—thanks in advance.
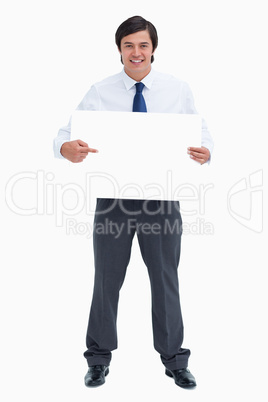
[86,357,111,367]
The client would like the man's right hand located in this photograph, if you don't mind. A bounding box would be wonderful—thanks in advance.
[60,139,98,163]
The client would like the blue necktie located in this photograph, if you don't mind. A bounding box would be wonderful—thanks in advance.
[132,82,147,112]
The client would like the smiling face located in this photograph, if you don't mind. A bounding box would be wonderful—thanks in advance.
[118,30,155,81]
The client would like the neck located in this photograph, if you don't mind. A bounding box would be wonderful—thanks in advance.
[124,67,151,82]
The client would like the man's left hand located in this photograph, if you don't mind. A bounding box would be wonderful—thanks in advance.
[187,146,210,165]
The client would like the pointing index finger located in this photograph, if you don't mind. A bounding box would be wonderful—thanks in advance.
[80,147,99,153]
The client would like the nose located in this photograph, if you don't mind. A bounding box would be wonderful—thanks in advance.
[132,46,141,57]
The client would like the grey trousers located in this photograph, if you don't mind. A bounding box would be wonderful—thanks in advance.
[84,198,190,370]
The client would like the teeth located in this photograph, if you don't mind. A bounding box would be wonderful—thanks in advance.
[131,60,142,63]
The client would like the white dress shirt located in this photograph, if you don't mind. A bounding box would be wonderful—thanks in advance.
[54,68,213,159]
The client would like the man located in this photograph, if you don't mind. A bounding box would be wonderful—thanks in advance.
[54,16,213,389]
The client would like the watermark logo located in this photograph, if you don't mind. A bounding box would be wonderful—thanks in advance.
[227,170,263,233]
[5,170,215,237]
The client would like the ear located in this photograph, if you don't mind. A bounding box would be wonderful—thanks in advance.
[117,47,122,55]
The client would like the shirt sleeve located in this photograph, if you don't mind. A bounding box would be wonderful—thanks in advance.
[183,82,214,161]
[53,85,100,159]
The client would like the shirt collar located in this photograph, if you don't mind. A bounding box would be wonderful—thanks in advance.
[121,68,155,90]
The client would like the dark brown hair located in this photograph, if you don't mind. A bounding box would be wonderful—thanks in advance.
[115,16,158,63]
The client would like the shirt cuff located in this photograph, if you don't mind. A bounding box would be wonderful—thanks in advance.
[53,138,68,159]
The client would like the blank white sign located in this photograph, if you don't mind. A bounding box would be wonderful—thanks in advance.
[71,111,204,200]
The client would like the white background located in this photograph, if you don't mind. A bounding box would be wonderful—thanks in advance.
[1,0,267,401]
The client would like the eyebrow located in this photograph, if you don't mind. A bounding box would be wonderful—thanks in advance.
[123,41,150,45]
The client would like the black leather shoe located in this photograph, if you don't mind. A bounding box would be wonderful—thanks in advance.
[84,365,109,387]
[165,368,196,388]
